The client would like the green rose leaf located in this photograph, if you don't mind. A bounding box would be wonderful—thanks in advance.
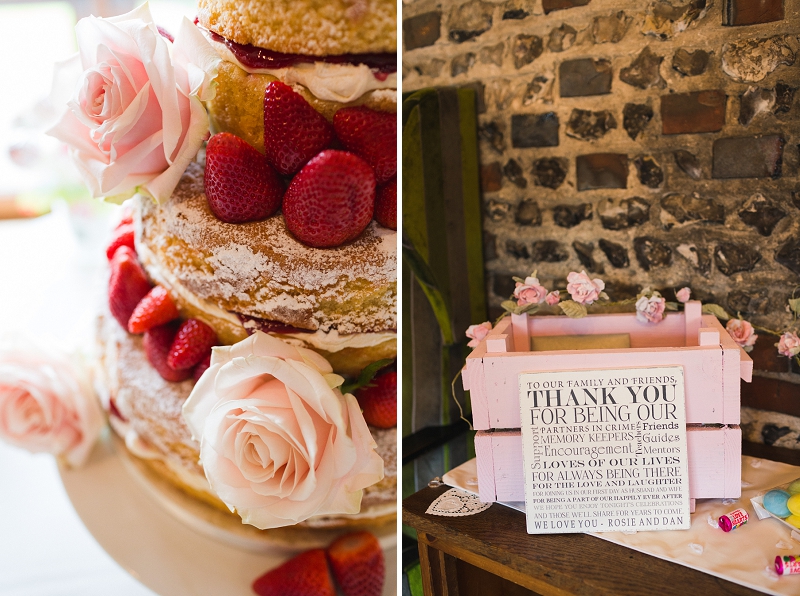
[788,298,800,315]
[501,300,518,313]
[559,300,588,319]
[702,303,730,321]
[340,358,395,395]
[518,302,541,315]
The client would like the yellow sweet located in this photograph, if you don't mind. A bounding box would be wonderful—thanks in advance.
[786,515,800,528]
[787,494,800,516]
[787,478,800,495]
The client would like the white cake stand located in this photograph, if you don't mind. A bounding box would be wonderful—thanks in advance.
[60,431,397,596]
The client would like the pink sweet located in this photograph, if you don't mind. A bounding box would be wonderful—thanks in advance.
[676,287,691,303]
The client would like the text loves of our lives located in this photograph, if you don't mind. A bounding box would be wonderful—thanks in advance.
[519,367,691,535]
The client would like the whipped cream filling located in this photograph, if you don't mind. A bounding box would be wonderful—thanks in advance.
[266,326,396,351]
[134,201,397,352]
[206,36,396,103]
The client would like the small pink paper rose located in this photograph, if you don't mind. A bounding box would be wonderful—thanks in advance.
[47,4,220,202]
[777,332,800,358]
[635,295,666,324]
[466,322,493,348]
[545,291,561,306]
[727,319,758,351]
[676,287,691,303]
[182,332,383,529]
[566,271,605,305]
[0,344,104,467]
[514,276,548,306]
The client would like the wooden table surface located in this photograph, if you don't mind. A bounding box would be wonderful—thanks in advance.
[404,484,762,596]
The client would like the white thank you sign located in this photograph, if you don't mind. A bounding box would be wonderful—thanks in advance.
[519,366,691,534]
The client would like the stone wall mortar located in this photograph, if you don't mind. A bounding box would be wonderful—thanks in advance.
[404,0,800,332]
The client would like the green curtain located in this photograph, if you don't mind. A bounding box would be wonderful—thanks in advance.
[401,87,486,500]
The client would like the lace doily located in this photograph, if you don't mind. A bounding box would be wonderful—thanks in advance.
[426,488,491,517]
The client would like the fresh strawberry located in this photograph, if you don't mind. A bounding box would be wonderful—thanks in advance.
[205,132,284,224]
[263,81,334,176]
[106,222,135,260]
[326,531,385,596]
[355,370,396,429]
[283,150,375,248]
[128,286,180,334]
[108,246,152,330]
[252,549,334,596]
[108,398,127,422]
[333,107,396,184]
[192,352,212,382]
[144,322,191,382]
[374,178,396,230]
[167,318,217,371]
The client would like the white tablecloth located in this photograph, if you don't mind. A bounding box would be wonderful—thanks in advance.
[0,205,155,596]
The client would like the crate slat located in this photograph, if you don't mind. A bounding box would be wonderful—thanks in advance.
[475,426,742,502]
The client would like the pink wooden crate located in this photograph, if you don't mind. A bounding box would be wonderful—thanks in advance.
[462,302,752,502]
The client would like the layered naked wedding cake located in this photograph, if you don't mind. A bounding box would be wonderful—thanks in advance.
[47,0,397,532]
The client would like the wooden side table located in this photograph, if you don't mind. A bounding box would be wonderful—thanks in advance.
[403,485,763,596]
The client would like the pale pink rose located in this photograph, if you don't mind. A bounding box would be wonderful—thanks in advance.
[466,322,493,348]
[47,4,220,202]
[182,332,383,529]
[727,319,758,350]
[0,344,104,467]
[635,295,666,324]
[514,276,548,306]
[776,332,800,357]
[676,287,691,303]
[566,271,605,305]
[545,291,561,306]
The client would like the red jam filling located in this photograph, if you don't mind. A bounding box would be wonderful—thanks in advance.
[207,30,396,77]
[237,314,395,336]
[238,314,314,336]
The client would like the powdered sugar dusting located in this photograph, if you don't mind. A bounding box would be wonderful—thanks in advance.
[137,161,397,334]
[97,312,201,475]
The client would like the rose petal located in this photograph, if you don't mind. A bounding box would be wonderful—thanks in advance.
[173,16,220,101]
[142,95,208,202]
[342,392,384,491]
[182,362,223,440]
